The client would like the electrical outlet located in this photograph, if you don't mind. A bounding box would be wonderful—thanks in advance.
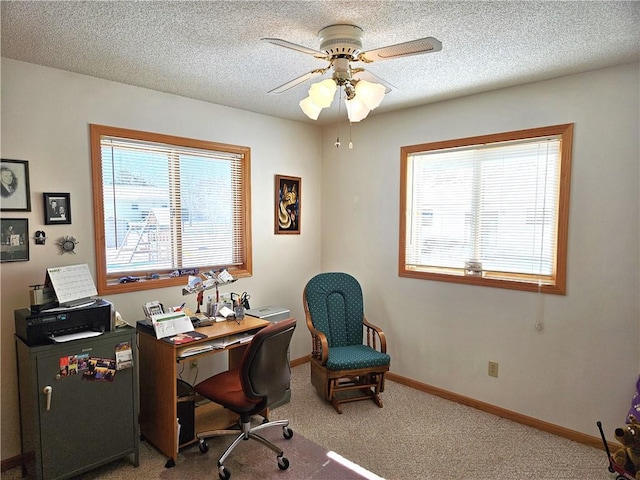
[488,361,499,378]
[190,359,198,369]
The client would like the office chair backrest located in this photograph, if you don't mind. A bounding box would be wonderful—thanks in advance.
[241,318,296,404]
[304,272,364,348]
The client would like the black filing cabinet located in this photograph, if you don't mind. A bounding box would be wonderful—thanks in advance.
[15,327,139,480]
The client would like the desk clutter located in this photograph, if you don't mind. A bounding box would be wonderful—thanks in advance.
[172,268,252,322]
[139,299,289,351]
[141,277,253,345]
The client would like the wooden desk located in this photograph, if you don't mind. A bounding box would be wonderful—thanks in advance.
[137,316,271,466]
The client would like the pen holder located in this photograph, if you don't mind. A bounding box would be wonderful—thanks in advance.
[234,304,245,321]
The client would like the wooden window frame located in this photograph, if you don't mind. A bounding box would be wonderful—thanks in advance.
[90,124,252,295]
[399,124,573,294]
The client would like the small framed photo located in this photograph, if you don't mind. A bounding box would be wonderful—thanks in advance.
[275,174,301,235]
[44,192,72,225]
[1,218,29,262]
[1,159,31,211]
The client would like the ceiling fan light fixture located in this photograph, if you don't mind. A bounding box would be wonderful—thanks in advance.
[308,78,337,108]
[345,96,370,122]
[355,80,386,110]
[299,96,322,120]
[264,24,442,126]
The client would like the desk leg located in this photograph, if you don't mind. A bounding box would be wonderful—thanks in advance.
[138,332,179,465]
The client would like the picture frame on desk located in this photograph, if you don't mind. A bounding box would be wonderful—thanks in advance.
[275,174,301,235]
[1,218,29,262]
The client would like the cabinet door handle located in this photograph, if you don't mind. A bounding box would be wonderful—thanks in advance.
[42,386,52,411]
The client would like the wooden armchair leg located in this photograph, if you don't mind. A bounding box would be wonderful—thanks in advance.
[374,372,384,394]
[330,396,343,414]
[310,361,330,400]
[329,378,344,413]
[310,360,389,413]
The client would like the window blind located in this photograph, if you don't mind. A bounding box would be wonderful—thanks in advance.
[405,136,561,281]
[100,136,245,275]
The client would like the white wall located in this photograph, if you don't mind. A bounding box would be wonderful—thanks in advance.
[320,63,640,437]
[0,59,322,460]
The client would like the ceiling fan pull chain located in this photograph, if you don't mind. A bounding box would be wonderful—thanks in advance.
[349,122,353,150]
[335,87,342,148]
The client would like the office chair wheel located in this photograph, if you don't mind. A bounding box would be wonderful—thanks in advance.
[198,439,209,453]
[277,455,290,470]
[283,426,293,439]
[218,465,231,480]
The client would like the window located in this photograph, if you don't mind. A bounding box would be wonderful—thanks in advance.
[399,124,573,294]
[90,124,252,294]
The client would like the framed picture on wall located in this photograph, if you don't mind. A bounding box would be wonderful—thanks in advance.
[1,218,29,262]
[1,159,31,211]
[44,192,72,225]
[275,174,301,235]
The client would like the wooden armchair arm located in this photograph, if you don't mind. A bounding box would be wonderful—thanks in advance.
[304,301,329,365]
[363,316,387,353]
[305,314,329,364]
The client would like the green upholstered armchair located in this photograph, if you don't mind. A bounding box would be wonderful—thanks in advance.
[303,272,390,413]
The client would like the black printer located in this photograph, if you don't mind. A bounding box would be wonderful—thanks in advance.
[15,300,113,346]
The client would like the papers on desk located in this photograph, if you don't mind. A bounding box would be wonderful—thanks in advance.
[177,344,215,358]
[150,311,193,339]
[176,332,255,359]
[211,332,254,348]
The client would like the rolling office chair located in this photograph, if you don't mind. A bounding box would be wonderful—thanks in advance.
[194,318,297,480]
[303,272,390,414]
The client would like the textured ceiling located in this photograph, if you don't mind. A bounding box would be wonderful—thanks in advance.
[2,1,639,125]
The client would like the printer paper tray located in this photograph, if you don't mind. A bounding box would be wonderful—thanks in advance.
[50,331,104,343]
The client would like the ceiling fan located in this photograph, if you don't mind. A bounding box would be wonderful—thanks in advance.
[261,24,442,122]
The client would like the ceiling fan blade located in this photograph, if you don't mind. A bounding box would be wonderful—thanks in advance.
[267,70,325,94]
[359,37,442,62]
[261,38,328,60]
[353,69,396,93]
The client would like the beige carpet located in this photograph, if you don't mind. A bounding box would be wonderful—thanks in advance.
[2,424,375,480]
[270,365,612,480]
[158,427,378,480]
[2,364,613,480]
